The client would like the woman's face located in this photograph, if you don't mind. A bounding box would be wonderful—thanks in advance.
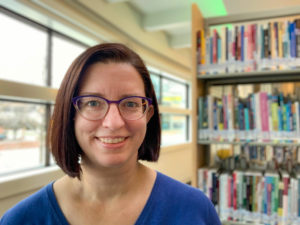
[74,62,153,169]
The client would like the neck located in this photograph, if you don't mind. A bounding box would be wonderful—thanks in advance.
[73,161,145,202]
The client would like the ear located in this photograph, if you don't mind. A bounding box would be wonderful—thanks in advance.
[146,105,154,123]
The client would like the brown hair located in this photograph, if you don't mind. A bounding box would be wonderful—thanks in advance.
[48,43,161,178]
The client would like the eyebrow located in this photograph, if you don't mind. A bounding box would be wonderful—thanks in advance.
[79,92,145,99]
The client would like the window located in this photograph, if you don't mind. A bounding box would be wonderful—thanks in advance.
[0,12,48,86]
[150,73,161,103]
[0,8,87,176]
[161,114,189,146]
[52,34,86,88]
[0,100,47,175]
[149,70,191,146]
[162,78,188,108]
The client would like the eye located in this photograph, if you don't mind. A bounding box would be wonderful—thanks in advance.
[120,98,142,110]
[87,100,101,107]
[80,98,106,110]
[125,101,140,108]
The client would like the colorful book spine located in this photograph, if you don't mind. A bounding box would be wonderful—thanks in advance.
[282,175,289,219]
[278,179,284,217]
[290,22,297,58]
[222,95,228,130]
[254,93,262,139]
[198,97,203,130]
[278,21,283,59]
[271,95,279,132]
[291,178,298,220]
[295,101,300,136]
[295,19,300,58]
[213,29,218,64]
[219,173,229,220]
[196,30,202,65]
[207,95,213,136]
[260,92,270,139]
[274,22,279,58]
[241,25,245,62]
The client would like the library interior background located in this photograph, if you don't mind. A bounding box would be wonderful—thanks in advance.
[1,0,300,224]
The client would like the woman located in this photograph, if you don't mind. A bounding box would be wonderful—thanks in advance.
[0,43,221,225]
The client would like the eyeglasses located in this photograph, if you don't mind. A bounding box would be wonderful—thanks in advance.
[72,95,152,121]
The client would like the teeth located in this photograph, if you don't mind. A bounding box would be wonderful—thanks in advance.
[99,137,125,144]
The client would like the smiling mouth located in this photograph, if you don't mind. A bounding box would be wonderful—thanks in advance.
[99,137,126,144]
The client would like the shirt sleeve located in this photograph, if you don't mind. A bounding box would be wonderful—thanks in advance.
[205,197,222,225]
[0,206,27,225]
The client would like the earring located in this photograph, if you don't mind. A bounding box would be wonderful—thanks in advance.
[78,155,82,164]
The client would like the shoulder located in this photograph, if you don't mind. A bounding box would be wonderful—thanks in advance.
[0,182,54,225]
[155,172,208,202]
[153,172,221,224]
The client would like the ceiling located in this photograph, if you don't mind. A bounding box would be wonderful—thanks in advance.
[2,0,300,51]
[106,0,300,49]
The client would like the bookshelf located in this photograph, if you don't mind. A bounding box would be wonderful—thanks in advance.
[192,3,300,225]
[198,140,300,147]
[198,69,300,85]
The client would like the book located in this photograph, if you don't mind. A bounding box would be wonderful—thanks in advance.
[290,22,297,58]
[198,97,204,139]
[219,173,229,220]
[295,19,300,58]
[196,30,202,65]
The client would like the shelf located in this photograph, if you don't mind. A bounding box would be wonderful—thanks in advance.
[222,221,260,225]
[197,69,300,85]
[198,139,300,147]
[222,221,263,225]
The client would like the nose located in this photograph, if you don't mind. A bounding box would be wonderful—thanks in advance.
[101,103,125,129]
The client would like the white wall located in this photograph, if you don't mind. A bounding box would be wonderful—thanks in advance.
[0,167,64,216]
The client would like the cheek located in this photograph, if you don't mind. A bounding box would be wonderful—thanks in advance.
[130,119,147,141]
[74,116,95,139]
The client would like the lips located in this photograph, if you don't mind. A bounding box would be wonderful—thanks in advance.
[99,137,126,144]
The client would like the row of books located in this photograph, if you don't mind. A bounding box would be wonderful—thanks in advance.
[198,92,300,142]
[196,18,300,75]
[198,168,300,225]
[212,145,299,171]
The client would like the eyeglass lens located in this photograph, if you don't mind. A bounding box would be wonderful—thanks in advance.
[76,96,148,120]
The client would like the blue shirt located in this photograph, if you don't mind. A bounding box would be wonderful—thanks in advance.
[0,172,221,225]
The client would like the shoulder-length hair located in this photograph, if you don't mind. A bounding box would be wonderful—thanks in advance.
[48,43,161,178]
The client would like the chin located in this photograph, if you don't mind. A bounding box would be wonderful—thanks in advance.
[95,154,137,169]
